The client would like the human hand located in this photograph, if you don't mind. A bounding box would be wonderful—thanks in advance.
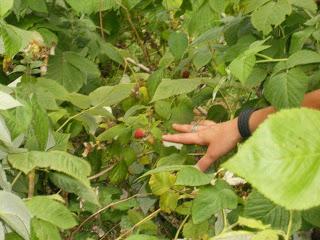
[162,119,241,171]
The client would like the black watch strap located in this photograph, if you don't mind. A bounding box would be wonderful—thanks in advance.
[237,108,257,139]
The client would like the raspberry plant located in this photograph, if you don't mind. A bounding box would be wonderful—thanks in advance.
[0,0,320,239]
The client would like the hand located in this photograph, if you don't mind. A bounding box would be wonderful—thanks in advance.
[162,119,241,171]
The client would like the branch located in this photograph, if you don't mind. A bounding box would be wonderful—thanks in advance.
[125,57,151,73]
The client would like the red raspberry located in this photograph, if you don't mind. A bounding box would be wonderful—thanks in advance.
[134,128,145,139]
[182,70,190,79]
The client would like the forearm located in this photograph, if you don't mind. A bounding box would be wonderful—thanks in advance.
[248,89,320,133]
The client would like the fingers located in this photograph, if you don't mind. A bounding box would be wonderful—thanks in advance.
[172,124,207,133]
[162,132,205,145]
[197,120,216,126]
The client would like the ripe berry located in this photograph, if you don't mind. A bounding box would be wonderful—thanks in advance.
[134,128,145,139]
[182,70,190,78]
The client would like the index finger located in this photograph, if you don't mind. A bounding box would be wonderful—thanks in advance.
[162,132,206,145]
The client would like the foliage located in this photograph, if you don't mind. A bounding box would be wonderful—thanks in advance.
[0,0,320,239]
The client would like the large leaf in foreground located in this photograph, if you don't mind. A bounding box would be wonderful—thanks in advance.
[26,196,77,229]
[0,191,31,240]
[223,108,320,210]
[8,151,91,186]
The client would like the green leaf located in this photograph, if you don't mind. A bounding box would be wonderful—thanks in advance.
[49,172,99,205]
[264,68,309,109]
[237,217,269,230]
[26,0,48,13]
[126,235,159,240]
[289,28,314,54]
[0,164,11,191]
[0,91,22,110]
[0,0,14,18]
[101,42,124,64]
[229,54,256,84]
[162,0,183,10]
[242,0,271,14]
[89,83,134,107]
[193,47,212,70]
[243,191,301,232]
[139,165,188,179]
[159,191,179,213]
[175,166,212,186]
[183,219,209,240]
[8,151,91,186]
[149,172,176,195]
[151,78,203,102]
[287,50,320,68]
[0,115,11,143]
[26,196,77,229]
[64,52,100,77]
[168,32,188,60]
[209,0,228,13]
[192,180,238,224]
[251,0,292,35]
[289,0,317,13]
[31,218,61,240]
[0,191,31,240]
[47,51,85,92]
[223,108,320,210]
[212,231,254,240]
[303,206,320,227]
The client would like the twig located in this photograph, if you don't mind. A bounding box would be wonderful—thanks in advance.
[256,58,288,63]
[125,57,151,73]
[115,209,161,240]
[116,1,151,64]
[88,165,114,180]
[174,215,189,240]
[69,194,148,239]
[196,106,208,116]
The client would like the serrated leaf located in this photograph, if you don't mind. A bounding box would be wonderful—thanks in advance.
[183,219,209,239]
[289,28,314,54]
[192,180,238,224]
[0,191,31,240]
[159,191,179,213]
[26,196,77,229]
[64,52,100,77]
[149,172,176,195]
[229,54,256,84]
[212,231,254,240]
[303,206,320,227]
[287,50,320,68]
[0,91,22,110]
[223,108,320,210]
[31,218,61,240]
[238,217,269,230]
[0,115,11,143]
[0,0,14,18]
[8,151,91,186]
[264,67,309,109]
[139,165,188,179]
[151,78,203,102]
[168,32,188,60]
[89,83,134,107]
[289,0,317,13]
[175,166,212,186]
[243,0,271,14]
[49,172,99,205]
[251,0,292,35]
[26,0,47,13]
[243,191,301,232]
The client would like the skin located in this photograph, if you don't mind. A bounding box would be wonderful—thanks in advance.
[162,89,320,172]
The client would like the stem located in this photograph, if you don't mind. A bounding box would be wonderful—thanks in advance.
[285,210,293,240]
[57,106,96,132]
[28,170,35,198]
[115,209,161,240]
[256,58,288,63]
[174,215,189,240]
[88,165,114,180]
[99,0,105,40]
[256,53,273,60]
[11,171,22,187]
[222,209,228,231]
